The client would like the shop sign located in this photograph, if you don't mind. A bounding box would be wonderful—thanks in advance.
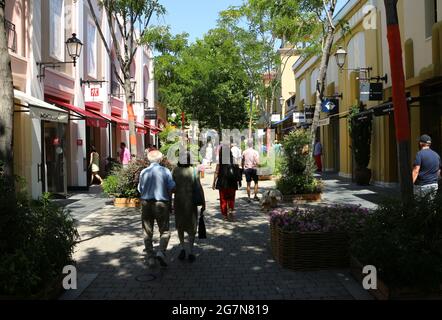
[293,112,305,123]
[84,86,104,102]
[30,107,68,123]
[373,103,394,117]
[318,118,330,127]
[271,114,281,122]
[321,99,338,113]
[360,82,384,101]
[145,109,157,120]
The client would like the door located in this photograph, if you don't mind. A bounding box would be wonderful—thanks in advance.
[42,121,67,196]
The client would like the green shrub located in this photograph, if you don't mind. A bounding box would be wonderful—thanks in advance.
[348,104,373,169]
[276,130,322,195]
[0,169,78,297]
[102,159,148,198]
[351,195,442,291]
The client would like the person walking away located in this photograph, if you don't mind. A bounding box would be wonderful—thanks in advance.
[173,152,206,262]
[120,142,131,168]
[313,138,323,173]
[138,150,176,267]
[273,140,282,156]
[412,134,441,199]
[89,146,103,185]
[205,142,214,168]
[242,140,260,203]
[231,143,242,165]
[212,144,241,221]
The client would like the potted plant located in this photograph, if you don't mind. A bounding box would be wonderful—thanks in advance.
[269,205,370,271]
[348,104,373,185]
[350,194,442,299]
[102,159,148,208]
[276,130,322,201]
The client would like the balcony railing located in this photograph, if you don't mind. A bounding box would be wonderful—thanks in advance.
[5,19,17,53]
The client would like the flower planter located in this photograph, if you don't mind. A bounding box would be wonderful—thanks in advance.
[350,256,442,300]
[114,198,141,208]
[270,223,349,271]
[282,193,322,203]
[258,175,272,181]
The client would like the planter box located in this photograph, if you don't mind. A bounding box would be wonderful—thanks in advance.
[350,256,442,300]
[270,223,349,271]
[258,175,272,181]
[114,198,141,208]
[282,193,322,203]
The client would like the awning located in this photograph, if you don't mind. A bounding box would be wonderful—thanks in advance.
[46,97,108,128]
[272,110,294,127]
[13,89,68,123]
[144,120,162,133]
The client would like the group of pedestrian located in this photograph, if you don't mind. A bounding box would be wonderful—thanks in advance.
[138,150,205,267]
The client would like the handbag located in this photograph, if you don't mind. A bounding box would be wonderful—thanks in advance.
[198,208,207,239]
[192,167,205,206]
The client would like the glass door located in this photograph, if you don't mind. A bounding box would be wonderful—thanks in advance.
[42,121,67,196]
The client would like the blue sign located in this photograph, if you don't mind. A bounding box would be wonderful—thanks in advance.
[321,99,338,113]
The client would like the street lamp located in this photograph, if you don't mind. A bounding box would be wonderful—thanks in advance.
[37,33,83,79]
[334,46,347,70]
[130,78,137,94]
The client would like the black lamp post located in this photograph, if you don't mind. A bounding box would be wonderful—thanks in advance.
[37,33,83,80]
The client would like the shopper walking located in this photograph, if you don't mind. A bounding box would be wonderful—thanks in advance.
[173,153,206,263]
[138,150,176,267]
[119,142,131,168]
[89,146,103,185]
[212,144,241,221]
[242,140,260,203]
[412,134,441,199]
[313,138,323,173]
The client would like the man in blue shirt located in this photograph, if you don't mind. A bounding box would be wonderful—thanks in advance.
[412,134,441,199]
[138,150,176,267]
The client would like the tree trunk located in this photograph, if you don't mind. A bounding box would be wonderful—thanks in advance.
[310,1,337,149]
[383,0,414,203]
[124,78,137,157]
[0,1,15,182]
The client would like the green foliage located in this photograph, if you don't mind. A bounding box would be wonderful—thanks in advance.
[276,130,322,195]
[348,105,373,169]
[102,159,148,198]
[351,195,442,291]
[0,168,78,297]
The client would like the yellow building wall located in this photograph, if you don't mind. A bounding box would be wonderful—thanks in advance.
[13,105,33,195]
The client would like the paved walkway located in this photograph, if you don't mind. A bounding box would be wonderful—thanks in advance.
[60,171,373,300]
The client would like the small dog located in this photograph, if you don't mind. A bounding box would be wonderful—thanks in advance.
[260,189,283,211]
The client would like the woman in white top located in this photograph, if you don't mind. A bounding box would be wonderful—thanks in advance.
[205,142,213,168]
[90,146,103,185]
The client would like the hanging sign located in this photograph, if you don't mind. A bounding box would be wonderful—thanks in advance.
[84,86,104,102]
[321,99,339,113]
[293,112,306,123]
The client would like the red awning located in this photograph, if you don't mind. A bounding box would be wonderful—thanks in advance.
[46,98,107,128]
[89,110,129,130]
[144,120,162,133]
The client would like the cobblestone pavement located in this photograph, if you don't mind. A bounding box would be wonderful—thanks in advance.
[61,170,372,300]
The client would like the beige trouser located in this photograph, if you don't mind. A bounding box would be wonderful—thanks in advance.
[141,200,171,258]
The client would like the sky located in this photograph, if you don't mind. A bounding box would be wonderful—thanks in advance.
[157,0,349,43]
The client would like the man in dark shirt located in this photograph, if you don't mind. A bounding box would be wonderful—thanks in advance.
[412,134,441,199]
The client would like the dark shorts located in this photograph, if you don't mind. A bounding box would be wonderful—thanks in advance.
[244,168,258,183]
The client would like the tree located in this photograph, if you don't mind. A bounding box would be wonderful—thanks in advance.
[309,0,338,147]
[383,0,413,202]
[148,27,250,131]
[0,0,15,184]
[220,0,324,143]
[86,0,165,156]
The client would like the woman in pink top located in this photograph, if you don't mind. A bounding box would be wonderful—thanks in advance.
[120,142,131,167]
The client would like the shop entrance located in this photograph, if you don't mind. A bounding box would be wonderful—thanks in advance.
[421,82,442,156]
[41,120,67,196]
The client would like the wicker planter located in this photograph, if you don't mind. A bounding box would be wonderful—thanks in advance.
[350,256,442,300]
[114,198,141,208]
[282,193,322,203]
[270,223,349,271]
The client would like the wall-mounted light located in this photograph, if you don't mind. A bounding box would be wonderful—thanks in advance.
[37,33,83,80]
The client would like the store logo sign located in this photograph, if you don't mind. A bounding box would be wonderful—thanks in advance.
[363,5,377,30]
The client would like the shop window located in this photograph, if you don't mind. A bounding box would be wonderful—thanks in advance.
[49,0,64,61]
[87,19,97,77]
[425,0,437,38]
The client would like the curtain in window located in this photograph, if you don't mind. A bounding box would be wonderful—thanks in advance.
[87,21,97,76]
[50,0,64,59]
